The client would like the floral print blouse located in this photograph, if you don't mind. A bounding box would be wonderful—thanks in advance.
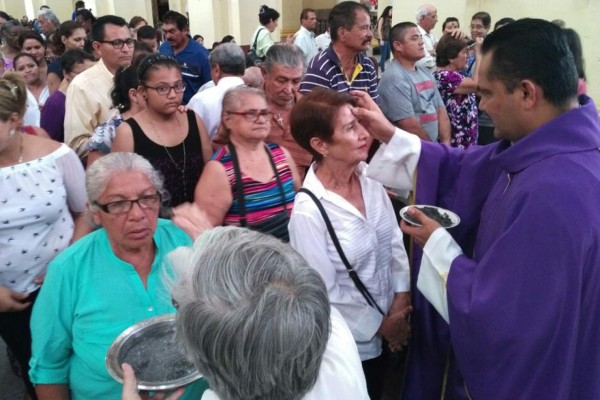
[433,70,478,149]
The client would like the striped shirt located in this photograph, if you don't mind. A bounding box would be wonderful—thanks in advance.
[212,143,295,226]
[299,46,379,102]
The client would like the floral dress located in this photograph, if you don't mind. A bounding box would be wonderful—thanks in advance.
[433,70,478,149]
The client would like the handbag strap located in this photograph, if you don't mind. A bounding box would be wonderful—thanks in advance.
[251,28,265,51]
[229,143,287,227]
[298,188,384,315]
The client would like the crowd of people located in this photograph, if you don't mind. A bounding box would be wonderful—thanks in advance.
[0,1,598,400]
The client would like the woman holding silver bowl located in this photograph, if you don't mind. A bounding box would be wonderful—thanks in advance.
[29,152,208,399]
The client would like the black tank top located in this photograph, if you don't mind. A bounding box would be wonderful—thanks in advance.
[127,110,203,207]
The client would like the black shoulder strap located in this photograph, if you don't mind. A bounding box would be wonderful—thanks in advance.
[229,143,288,227]
[252,28,265,50]
[228,143,248,227]
[298,188,384,315]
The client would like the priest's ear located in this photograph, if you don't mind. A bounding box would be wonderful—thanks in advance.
[518,79,540,111]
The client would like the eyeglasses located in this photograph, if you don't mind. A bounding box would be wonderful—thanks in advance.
[144,82,186,96]
[226,110,273,122]
[94,193,162,215]
[98,38,136,49]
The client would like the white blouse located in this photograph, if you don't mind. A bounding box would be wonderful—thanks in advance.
[0,143,86,293]
[23,86,50,127]
[289,163,410,361]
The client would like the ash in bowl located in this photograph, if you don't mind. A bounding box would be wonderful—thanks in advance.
[117,320,197,384]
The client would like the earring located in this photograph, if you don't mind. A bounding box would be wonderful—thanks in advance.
[9,128,17,137]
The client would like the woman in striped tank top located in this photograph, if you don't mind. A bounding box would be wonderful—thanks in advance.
[193,85,300,241]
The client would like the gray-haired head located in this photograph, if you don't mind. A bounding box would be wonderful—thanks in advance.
[263,43,306,74]
[86,152,167,208]
[415,4,432,21]
[209,42,245,77]
[170,226,331,400]
[219,85,266,142]
[221,85,266,115]
[37,8,60,28]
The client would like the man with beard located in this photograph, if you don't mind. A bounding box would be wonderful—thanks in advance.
[300,1,378,102]
[159,11,210,104]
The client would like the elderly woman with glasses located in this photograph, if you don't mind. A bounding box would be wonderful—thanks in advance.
[112,53,213,208]
[29,152,208,400]
[192,85,300,241]
[122,226,370,400]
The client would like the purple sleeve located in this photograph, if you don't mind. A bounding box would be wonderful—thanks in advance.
[40,92,66,142]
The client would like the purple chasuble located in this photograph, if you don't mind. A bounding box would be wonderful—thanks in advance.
[404,95,600,400]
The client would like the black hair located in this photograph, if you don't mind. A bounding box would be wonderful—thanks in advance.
[481,18,578,108]
[13,52,38,67]
[111,66,139,111]
[76,9,95,23]
[258,5,280,26]
[300,8,316,21]
[379,6,393,21]
[137,53,181,84]
[75,1,85,8]
[564,28,585,80]
[221,35,234,43]
[442,17,460,31]
[0,11,12,21]
[91,15,126,42]
[494,17,515,30]
[328,1,370,41]
[471,11,491,29]
[18,30,45,49]
[137,25,157,40]
[60,48,95,74]
[435,34,467,67]
[161,11,188,30]
[389,21,418,44]
[52,20,84,56]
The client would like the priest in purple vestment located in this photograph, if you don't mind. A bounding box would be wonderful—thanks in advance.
[352,19,600,400]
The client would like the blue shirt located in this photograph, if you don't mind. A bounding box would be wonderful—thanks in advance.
[29,219,207,399]
[300,45,379,103]
[159,38,211,104]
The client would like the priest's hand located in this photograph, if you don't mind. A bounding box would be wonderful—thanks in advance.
[400,207,441,248]
[350,90,395,144]
[122,363,184,400]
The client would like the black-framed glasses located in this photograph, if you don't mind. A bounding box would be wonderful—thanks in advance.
[144,81,186,96]
[94,193,162,215]
[98,38,136,49]
[226,109,273,122]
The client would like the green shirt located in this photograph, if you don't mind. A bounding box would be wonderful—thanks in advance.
[30,219,207,399]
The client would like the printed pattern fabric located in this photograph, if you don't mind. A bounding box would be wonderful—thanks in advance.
[213,143,295,226]
[434,70,478,149]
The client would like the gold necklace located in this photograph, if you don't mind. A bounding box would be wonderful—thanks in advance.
[149,115,187,200]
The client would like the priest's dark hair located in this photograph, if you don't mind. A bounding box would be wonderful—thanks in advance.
[481,18,578,108]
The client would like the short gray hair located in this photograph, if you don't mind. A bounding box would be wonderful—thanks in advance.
[209,43,245,76]
[219,86,266,142]
[263,43,306,74]
[415,4,434,22]
[38,8,60,27]
[85,152,166,208]
[170,227,331,400]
